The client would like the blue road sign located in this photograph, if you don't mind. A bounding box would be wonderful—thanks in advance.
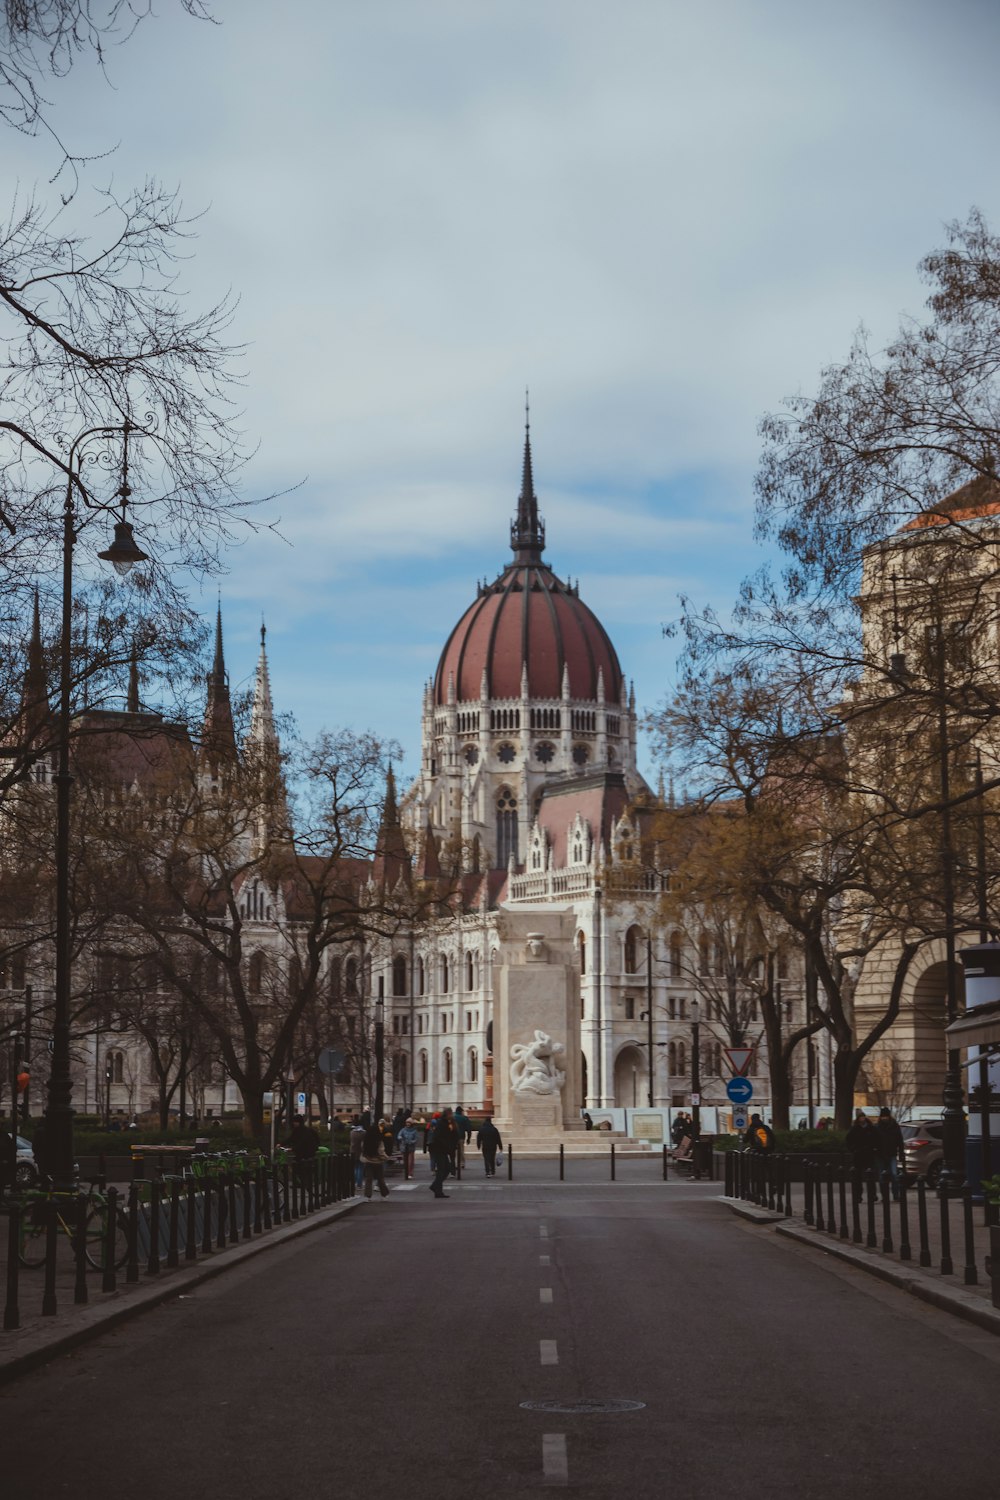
[726,1076,754,1105]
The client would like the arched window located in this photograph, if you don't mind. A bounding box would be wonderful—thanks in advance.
[393,1052,408,1085]
[668,1041,678,1075]
[419,1049,428,1084]
[698,935,709,976]
[670,932,682,978]
[443,1048,453,1084]
[466,952,475,991]
[624,925,642,974]
[109,1050,124,1084]
[496,786,518,868]
[577,932,586,976]
[440,954,449,993]
[417,955,425,996]
[468,1047,478,1083]
[392,955,407,997]
[345,958,358,999]
[248,951,265,995]
[327,957,341,1001]
[677,1041,687,1075]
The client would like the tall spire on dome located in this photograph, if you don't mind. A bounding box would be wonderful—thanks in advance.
[201,600,236,770]
[510,389,545,563]
[247,618,278,758]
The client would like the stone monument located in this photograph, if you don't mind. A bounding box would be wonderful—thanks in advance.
[492,906,584,1142]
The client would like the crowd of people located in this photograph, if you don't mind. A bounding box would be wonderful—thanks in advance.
[332,1105,505,1201]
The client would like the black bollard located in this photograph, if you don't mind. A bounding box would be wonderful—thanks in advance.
[723,1149,731,1195]
[227,1173,239,1244]
[826,1164,836,1237]
[167,1180,181,1268]
[201,1179,214,1255]
[865,1172,877,1249]
[508,1145,514,1181]
[962,1187,978,1287]
[253,1167,263,1234]
[916,1178,931,1267]
[880,1180,893,1254]
[185,1180,198,1262]
[838,1169,849,1240]
[4,1202,21,1330]
[851,1172,863,1245]
[74,1195,89,1304]
[611,1143,616,1182]
[815,1163,826,1232]
[262,1164,274,1230]
[242,1171,252,1239]
[784,1159,793,1218]
[126,1181,140,1283]
[560,1143,564,1182]
[898,1176,911,1262]
[804,1160,814,1226]
[938,1184,953,1276]
[775,1156,785,1216]
[42,1200,59,1316]
[216,1176,227,1251]
[103,1186,119,1292]
[147,1182,161,1276]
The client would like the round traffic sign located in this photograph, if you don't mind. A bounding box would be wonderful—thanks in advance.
[726,1076,754,1104]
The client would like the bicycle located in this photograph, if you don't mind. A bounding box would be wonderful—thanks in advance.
[16,1185,131,1270]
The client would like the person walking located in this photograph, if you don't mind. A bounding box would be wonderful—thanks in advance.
[875,1106,904,1200]
[846,1110,879,1196]
[427,1107,459,1198]
[742,1113,774,1153]
[349,1113,366,1191]
[476,1115,503,1177]
[359,1122,391,1199]
[454,1104,473,1165]
[398,1117,420,1179]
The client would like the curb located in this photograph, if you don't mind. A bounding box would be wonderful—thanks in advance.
[721,1197,1000,1339]
[0,1195,364,1387]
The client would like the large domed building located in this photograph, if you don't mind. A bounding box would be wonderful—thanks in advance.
[404,426,645,876]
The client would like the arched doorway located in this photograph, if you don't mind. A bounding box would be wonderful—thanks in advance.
[910,960,965,1102]
[613,1045,648,1109]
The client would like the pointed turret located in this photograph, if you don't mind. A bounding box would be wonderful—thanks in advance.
[373,766,412,892]
[509,400,546,563]
[416,819,442,880]
[247,620,279,760]
[127,643,140,713]
[201,603,237,771]
[20,590,49,742]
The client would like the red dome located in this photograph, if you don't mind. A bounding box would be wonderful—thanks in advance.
[434,560,624,706]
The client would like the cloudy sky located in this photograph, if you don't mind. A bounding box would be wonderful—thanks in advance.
[10,0,1000,780]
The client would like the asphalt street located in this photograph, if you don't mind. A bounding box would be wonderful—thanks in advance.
[2,1168,999,1499]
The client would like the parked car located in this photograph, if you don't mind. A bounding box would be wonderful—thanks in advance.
[15,1135,38,1188]
[902,1120,944,1186]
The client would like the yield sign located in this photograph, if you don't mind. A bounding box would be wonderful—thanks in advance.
[724,1046,754,1077]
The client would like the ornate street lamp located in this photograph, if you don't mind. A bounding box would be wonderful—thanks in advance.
[44,421,149,1189]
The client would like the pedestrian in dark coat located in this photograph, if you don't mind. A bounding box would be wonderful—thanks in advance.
[875,1106,904,1200]
[476,1116,503,1177]
[359,1123,390,1200]
[846,1111,879,1187]
[742,1114,774,1153]
[427,1108,459,1198]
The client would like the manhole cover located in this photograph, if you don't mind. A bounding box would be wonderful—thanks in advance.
[519,1399,646,1414]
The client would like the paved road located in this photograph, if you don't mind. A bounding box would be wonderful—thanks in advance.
[2,1173,999,1498]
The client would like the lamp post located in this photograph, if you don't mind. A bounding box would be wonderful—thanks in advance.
[640,934,654,1108]
[374,976,385,1122]
[932,614,967,1192]
[44,422,148,1189]
[690,998,701,1141]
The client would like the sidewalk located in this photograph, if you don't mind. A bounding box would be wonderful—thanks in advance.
[0,1195,364,1387]
[721,1191,1000,1336]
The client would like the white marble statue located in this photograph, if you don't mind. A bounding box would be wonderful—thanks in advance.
[510,1029,566,1095]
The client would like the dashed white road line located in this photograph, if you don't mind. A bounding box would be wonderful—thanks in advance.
[539,1339,559,1365]
[539,1286,553,1304]
[542,1433,568,1486]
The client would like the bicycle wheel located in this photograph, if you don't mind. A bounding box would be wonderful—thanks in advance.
[17,1205,50,1268]
[84,1202,130,1269]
